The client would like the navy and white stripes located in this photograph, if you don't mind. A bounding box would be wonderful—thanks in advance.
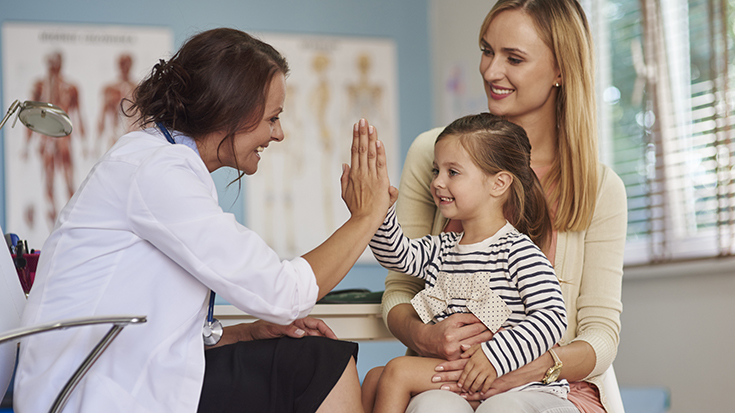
[370,206,568,383]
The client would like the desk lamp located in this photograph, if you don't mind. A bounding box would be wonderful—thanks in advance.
[0,99,72,137]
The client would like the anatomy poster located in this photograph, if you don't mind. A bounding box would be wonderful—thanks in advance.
[2,22,172,247]
[247,33,399,262]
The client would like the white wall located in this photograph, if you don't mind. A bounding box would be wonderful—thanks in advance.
[618,261,735,412]
[429,0,491,127]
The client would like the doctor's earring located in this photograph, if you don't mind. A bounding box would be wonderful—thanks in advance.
[554,82,561,88]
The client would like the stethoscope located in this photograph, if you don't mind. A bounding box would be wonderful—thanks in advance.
[157,122,223,346]
[202,291,223,346]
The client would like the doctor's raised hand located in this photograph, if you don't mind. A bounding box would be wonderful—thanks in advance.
[342,119,398,219]
[303,118,398,299]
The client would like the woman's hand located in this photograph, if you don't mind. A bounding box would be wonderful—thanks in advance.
[290,317,338,339]
[209,317,337,349]
[480,342,597,399]
[410,312,494,360]
[432,347,560,400]
[479,349,553,398]
[340,119,398,222]
[248,317,338,340]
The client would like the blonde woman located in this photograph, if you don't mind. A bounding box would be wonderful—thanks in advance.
[381,1,627,412]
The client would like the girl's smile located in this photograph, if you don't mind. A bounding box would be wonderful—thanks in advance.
[431,137,497,231]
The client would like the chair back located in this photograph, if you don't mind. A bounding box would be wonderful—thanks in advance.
[0,225,27,397]
[603,364,626,413]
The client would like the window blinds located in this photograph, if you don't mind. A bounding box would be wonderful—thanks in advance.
[590,0,734,265]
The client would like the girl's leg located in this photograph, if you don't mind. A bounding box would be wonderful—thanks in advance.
[361,366,385,413]
[373,356,447,413]
[406,390,475,413]
[474,391,579,413]
[316,356,364,413]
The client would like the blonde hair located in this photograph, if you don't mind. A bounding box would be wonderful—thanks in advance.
[479,0,598,231]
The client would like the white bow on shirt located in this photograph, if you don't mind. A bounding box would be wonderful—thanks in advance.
[411,272,511,333]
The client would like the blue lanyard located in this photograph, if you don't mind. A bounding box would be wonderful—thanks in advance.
[206,290,216,323]
[156,122,218,328]
[156,122,176,144]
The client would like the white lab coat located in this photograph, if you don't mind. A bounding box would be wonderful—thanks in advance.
[14,129,319,412]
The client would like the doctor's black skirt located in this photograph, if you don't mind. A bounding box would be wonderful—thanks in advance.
[198,336,358,413]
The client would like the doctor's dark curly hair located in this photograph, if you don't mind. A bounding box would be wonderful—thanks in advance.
[124,28,289,175]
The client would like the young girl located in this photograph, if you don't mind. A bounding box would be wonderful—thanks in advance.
[362,113,568,413]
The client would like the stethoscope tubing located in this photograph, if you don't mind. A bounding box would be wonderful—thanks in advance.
[207,290,216,323]
[157,122,221,345]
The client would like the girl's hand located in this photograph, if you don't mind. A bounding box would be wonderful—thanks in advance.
[434,345,564,401]
[457,344,497,395]
[340,119,398,223]
[435,358,538,401]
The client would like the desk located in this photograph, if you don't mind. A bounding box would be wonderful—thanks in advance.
[214,304,395,341]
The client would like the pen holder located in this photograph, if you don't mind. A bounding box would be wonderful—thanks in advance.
[12,253,40,296]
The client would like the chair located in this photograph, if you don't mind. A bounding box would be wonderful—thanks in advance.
[0,226,146,413]
[603,364,626,413]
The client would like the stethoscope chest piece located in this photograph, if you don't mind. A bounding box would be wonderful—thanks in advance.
[203,318,223,346]
[202,290,222,346]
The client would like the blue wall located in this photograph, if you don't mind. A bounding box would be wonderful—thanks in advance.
[0,0,433,291]
[0,0,431,381]
[0,0,432,232]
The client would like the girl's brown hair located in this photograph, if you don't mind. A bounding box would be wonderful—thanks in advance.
[437,113,552,250]
[479,0,598,231]
[125,28,289,178]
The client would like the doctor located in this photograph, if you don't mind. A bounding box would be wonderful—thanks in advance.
[15,28,395,413]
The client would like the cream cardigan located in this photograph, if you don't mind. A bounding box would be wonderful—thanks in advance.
[382,127,627,412]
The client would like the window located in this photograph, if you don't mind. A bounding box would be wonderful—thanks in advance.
[586,0,735,265]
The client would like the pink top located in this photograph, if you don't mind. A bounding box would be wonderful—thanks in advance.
[534,165,605,412]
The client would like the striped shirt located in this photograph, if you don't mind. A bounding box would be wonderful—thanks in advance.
[370,206,569,394]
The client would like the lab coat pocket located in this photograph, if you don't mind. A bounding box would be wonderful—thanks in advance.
[76,372,155,413]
